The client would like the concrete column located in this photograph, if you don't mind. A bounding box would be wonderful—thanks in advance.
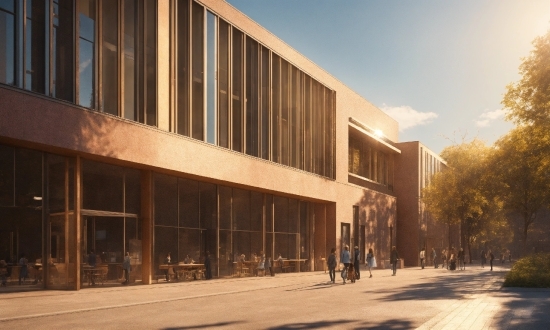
[74,156,81,290]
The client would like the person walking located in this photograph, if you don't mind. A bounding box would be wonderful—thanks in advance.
[18,253,28,285]
[341,245,351,284]
[481,250,487,268]
[390,246,399,276]
[489,250,494,271]
[353,246,361,280]
[419,248,426,269]
[122,252,131,285]
[366,248,376,278]
[432,248,438,268]
[327,248,337,283]
[441,249,447,269]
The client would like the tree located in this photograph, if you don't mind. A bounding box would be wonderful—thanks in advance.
[503,30,550,126]
[422,139,497,262]
[490,125,550,256]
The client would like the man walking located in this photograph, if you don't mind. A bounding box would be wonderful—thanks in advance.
[419,248,426,269]
[432,248,438,268]
[390,246,399,276]
[489,250,494,271]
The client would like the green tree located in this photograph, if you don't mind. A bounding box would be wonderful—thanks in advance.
[503,30,550,126]
[490,125,550,256]
[422,139,498,261]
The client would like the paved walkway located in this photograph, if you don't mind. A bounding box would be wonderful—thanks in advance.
[1,264,548,329]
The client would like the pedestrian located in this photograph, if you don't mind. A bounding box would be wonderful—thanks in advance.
[441,249,447,269]
[419,248,425,269]
[353,246,361,280]
[341,245,351,284]
[88,250,97,285]
[0,260,7,287]
[205,251,212,279]
[122,252,131,285]
[489,250,494,271]
[432,248,438,268]
[256,252,265,276]
[164,252,172,282]
[480,250,486,268]
[500,252,505,264]
[327,248,337,283]
[265,256,274,276]
[18,253,28,285]
[458,248,465,270]
[508,252,512,263]
[366,248,376,278]
[390,246,399,276]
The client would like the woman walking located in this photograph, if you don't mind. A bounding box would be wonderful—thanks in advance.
[327,248,337,284]
[390,246,399,276]
[122,252,131,285]
[366,248,376,278]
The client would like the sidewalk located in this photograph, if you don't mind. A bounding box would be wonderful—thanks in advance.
[1,264,548,329]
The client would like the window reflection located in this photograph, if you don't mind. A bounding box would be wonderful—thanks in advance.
[52,0,74,102]
[0,1,16,85]
[25,0,46,93]
[101,0,118,115]
[78,0,96,108]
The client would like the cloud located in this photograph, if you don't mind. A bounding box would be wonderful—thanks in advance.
[475,109,505,127]
[380,104,438,131]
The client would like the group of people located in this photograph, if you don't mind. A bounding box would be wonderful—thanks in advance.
[162,251,213,282]
[327,245,386,284]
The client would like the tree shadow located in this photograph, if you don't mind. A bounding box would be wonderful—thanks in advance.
[491,289,550,329]
[163,321,245,329]
[266,319,354,329]
[372,271,501,302]
[354,318,415,330]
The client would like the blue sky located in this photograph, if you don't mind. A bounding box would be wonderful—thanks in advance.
[226,0,550,154]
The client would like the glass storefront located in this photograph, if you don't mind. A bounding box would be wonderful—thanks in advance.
[0,142,320,290]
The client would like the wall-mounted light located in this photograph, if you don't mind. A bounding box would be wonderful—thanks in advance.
[33,196,42,201]
[374,129,384,138]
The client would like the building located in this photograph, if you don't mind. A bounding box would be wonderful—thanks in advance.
[394,142,458,267]
[0,0,436,290]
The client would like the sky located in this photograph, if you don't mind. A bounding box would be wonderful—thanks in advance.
[226,0,550,154]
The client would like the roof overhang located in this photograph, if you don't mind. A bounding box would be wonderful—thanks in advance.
[349,117,401,154]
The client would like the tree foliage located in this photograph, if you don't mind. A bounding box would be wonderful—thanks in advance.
[503,31,550,126]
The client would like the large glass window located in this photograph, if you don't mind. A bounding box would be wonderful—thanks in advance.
[144,0,156,126]
[52,0,74,101]
[206,11,216,144]
[232,28,243,152]
[176,0,190,136]
[0,0,15,85]
[280,59,289,166]
[217,19,229,148]
[245,37,259,157]
[260,46,269,160]
[271,54,280,163]
[25,0,46,93]
[191,1,203,140]
[101,0,118,115]
[78,0,96,108]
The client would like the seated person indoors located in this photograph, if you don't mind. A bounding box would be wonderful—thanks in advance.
[184,255,194,264]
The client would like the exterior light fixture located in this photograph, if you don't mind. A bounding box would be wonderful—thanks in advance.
[374,129,383,137]
[33,196,43,201]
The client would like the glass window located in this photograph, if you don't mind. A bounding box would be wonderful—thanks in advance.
[52,0,74,102]
[25,0,46,93]
[154,226,177,270]
[245,37,259,157]
[0,1,16,85]
[199,182,216,230]
[304,76,311,172]
[123,0,136,120]
[271,54,280,163]
[265,194,273,232]
[273,196,288,233]
[219,185,231,230]
[206,11,216,144]
[101,0,118,115]
[153,173,177,227]
[0,145,14,206]
[232,28,243,152]
[218,19,229,148]
[232,188,249,231]
[179,178,199,228]
[179,228,200,262]
[280,59,289,166]
[78,0,96,108]
[288,198,298,233]
[82,160,124,213]
[176,0,189,136]
[299,201,308,259]
[191,1,203,140]
[145,0,156,126]
[125,169,141,215]
[260,46,269,160]
[250,191,263,232]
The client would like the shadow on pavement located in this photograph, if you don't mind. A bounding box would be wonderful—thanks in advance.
[163,321,244,329]
[372,270,502,301]
[266,319,354,329]
[355,318,415,329]
[492,290,550,329]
